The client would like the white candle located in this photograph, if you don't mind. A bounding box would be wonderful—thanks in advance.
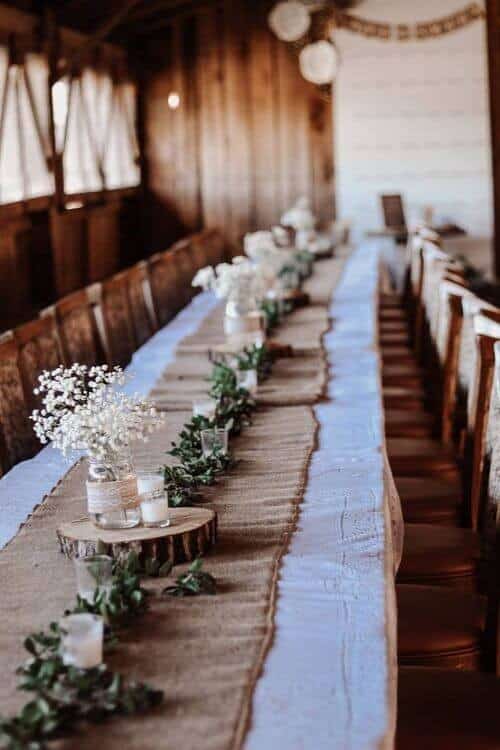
[137,474,164,495]
[140,493,170,525]
[61,614,103,669]
[193,399,217,419]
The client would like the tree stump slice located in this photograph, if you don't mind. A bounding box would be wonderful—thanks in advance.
[57,507,217,567]
[283,289,310,308]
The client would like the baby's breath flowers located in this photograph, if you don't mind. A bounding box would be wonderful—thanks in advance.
[31,364,164,462]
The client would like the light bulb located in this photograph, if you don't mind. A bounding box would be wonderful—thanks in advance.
[167,92,180,110]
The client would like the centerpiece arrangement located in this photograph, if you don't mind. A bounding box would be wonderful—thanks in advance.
[192,256,268,346]
[31,364,164,530]
[281,196,334,258]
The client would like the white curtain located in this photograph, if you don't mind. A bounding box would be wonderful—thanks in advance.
[0,41,140,204]
[103,81,140,189]
[63,68,140,194]
[0,47,53,204]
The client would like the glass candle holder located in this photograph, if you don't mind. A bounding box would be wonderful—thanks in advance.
[140,489,170,528]
[60,614,103,669]
[201,427,229,458]
[137,473,164,496]
[237,368,258,396]
[193,398,217,420]
[74,555,113,605]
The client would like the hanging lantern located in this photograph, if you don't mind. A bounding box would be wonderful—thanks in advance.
[299,40,338,85]
[268,1,311,42]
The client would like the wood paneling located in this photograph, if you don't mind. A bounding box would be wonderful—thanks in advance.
[0,217,33,327]
[50,208,88,297]
[143,0,334,254]
[487,0,500,278]
[87,201,121,283]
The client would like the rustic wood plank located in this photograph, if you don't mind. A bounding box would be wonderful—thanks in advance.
[248,5,281,230]
[222,0,252,253]
[196,5,228,234]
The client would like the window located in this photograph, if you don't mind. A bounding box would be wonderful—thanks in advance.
[0,37,140,208]
[54,67,140,195]
[0,48,53,205]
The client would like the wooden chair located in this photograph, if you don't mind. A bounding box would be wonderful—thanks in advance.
[41,289,101,368]
[170,237,196,309]
[87,273,136,369]
[190,230,212,270]
[148,251,183,328]
[203,228,226,267]
[396,313,500,591]
[193,228,226,268]
[125,262,158,349]
[13,316,64,413]
[396,367,500,745]
[0,336,39,471]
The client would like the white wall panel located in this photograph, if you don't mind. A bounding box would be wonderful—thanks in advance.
[335,0,493,243]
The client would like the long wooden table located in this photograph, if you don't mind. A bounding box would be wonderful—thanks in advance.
[0,241,398,749]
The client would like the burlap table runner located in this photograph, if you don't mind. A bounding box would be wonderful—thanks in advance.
[0,254,348,750]
[176,255,342,357]
[150,349,327,409]
[151,256,346,410]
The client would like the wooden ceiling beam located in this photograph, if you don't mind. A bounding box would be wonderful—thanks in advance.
[128,0,219,36]
[55,0,144,76]
[126,0,185,23]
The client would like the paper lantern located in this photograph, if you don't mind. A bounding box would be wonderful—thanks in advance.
[299,40,338,85]
[268,1,311,42]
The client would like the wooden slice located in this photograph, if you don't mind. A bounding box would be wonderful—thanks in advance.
[283,289,311,308]
[57,507,217,567]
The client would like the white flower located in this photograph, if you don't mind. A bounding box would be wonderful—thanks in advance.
[30,365,164,462]
[192,266,215,291]
[281,196,316,231]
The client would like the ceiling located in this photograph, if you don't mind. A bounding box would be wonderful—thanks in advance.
[2,0,363,42]
[3,0,221,39]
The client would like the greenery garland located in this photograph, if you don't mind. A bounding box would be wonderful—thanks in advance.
[164,343,276,507]
[0,301,294,749]
[0,555,162,750]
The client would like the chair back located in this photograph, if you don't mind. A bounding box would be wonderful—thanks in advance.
[203,228,226,266]
[481,355,500,673]
[13,316,64,412]
[170,238,196,308]
[458,296,499,409]
[88,274,136,369]
[466,314,500,529]
[126,262,157,348]
[421,244,464,344]
[191,231,211,269]
[435,279,471,444]
[0,336,38,471]
[42,290,101,367]
[148,252,182,327]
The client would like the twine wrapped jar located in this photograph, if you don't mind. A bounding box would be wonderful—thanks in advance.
[86,447,141,529]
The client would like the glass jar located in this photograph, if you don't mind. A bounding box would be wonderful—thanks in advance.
[224,286,265,346]
[86,449,141,530]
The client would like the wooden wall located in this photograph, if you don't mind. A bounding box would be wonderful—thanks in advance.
[142,0,335,254]
[487,0,500,277]
[0,195,142,330]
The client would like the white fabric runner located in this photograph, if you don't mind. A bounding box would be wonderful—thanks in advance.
[245,241,397,750]
[0,242,397,749]
[0,291,218,551]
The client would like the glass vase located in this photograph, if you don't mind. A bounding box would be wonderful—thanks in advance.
[86,449,141,530]
[224,288,265,347]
